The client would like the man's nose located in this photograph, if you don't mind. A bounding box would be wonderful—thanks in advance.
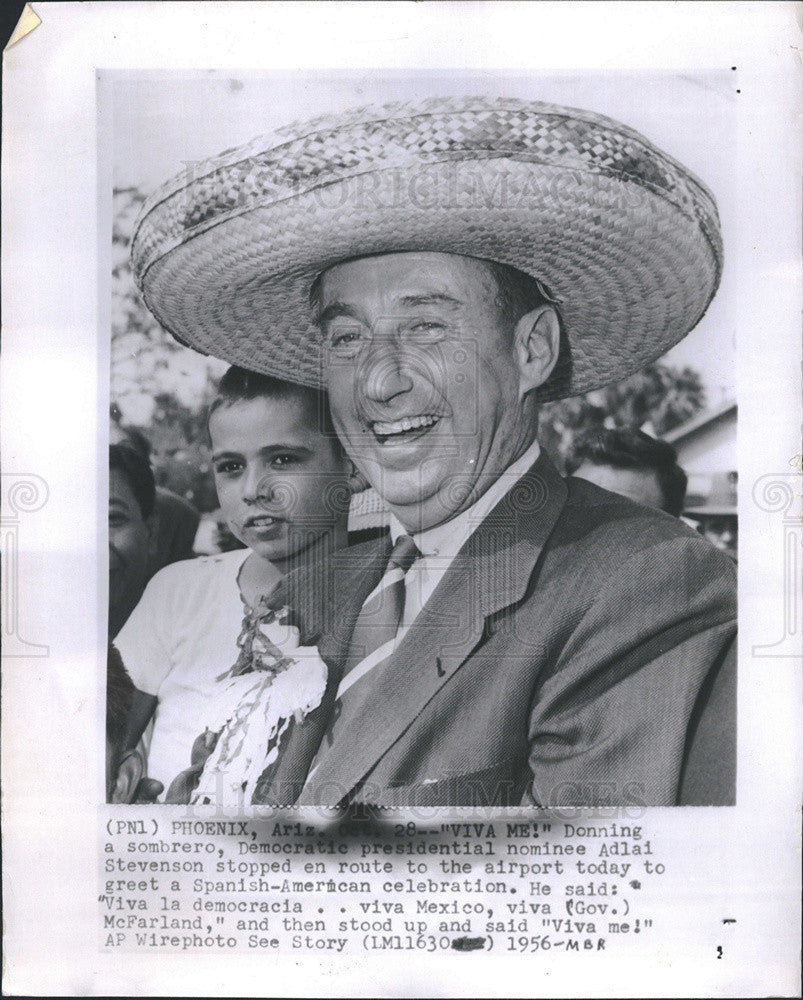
[359,331,414,403]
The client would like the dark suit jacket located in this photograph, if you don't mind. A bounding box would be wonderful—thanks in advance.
[256,452,737,808]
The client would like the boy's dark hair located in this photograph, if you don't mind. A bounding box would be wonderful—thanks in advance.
[209,366,343,450]
[109,443,156,520]
[570,427,688,517]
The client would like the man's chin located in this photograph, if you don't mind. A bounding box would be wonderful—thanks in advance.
[381,482,472,531]
[366,471,437,509]
[250,541,287,564]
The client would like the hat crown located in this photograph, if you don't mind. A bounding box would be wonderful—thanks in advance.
[132,96,720,287]
[130,95,723,400]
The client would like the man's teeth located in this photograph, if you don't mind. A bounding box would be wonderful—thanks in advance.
[373,414,438,436]
[250,515,276,525]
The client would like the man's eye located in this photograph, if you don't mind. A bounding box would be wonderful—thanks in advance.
[327,327,366,353]
[406,319,447,339]
[270,454,297,469]
[108,514,129,527]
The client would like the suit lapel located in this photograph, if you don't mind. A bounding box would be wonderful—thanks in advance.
[298,453,569,805]
[251,535,391,805]
[277,534,391,650]
[316,536,393,667]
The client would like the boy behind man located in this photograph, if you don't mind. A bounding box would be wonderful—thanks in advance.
[109,368,354,802]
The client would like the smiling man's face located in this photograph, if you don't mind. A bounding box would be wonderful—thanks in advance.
[318,252,545,531]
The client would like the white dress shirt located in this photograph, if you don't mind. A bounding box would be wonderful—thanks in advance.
[393,438,542,630]
[335,439,541,702]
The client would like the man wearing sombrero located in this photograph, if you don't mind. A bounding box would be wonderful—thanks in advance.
[131,97,736,807]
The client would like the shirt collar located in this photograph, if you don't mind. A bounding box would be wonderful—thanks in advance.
[389,438,542,558]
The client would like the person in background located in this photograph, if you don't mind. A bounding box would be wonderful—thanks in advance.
[570,427,688,518]
[109,368,355,802]
[697,516,737,560]
[109,407,201,573]
[683,472,738,561]
[148,486,201,573]
[106,645,135,799]
[108,443,156,640]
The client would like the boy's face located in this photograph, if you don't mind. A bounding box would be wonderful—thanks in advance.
[210,393,350,564]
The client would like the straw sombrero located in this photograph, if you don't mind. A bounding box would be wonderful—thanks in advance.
[131,96,722,400]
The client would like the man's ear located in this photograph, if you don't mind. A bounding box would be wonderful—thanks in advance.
[110,747,164,803]
[514,305,561,397]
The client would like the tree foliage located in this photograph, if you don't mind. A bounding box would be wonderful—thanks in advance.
[111,187,225,511]
[539,363,706,471]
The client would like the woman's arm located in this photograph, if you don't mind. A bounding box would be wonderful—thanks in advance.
[122,688,158,753]
[107,645,161,802]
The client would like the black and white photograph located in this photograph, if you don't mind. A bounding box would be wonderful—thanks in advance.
[106,71,738,810]
[3,3,800,997]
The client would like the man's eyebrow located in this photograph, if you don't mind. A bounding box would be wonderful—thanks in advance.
[315,301,361,327]
[211,450,243,462]
[316,293,461,326]
[398,292,462,310]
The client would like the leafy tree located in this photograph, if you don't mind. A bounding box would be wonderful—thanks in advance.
[539,363,706,471]
[111,186,225,510]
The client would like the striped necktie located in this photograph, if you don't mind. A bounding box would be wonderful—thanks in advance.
[343,534,420,674]
[252,535,420,804]
[310,533,420,760]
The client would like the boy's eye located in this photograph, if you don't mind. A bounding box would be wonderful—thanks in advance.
[214,460,243,475]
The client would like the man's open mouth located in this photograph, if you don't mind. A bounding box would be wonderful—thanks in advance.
[370,413,441,444]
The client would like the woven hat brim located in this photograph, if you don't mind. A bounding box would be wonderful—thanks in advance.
[132,98,722,399]
[138,159,719,399]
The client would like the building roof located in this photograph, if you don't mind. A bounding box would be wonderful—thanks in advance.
[684,471,737,515]
[664,399,736,445]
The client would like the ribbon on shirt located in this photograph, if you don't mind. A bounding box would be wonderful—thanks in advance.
[187,597,328,808]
